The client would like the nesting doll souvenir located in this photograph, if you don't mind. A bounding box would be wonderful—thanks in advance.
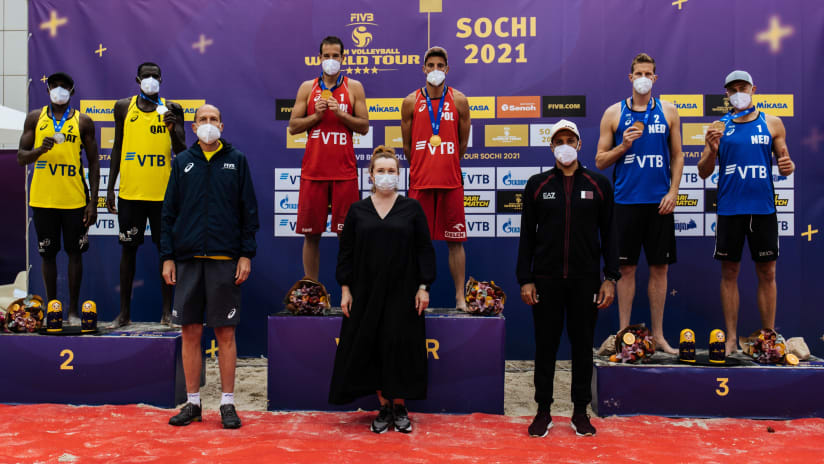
[709,329,726,363]
[46,300,63,332]
[81,300,97,333]
[679,329,696,363]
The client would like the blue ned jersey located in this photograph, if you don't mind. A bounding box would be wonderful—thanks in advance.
[613,98,671,204]
[717,112,775,215]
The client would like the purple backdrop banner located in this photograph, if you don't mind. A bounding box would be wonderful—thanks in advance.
[26,1,824,359]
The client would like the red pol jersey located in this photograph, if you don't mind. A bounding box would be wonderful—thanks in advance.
[409,87,462,189]
[302,76,356,180]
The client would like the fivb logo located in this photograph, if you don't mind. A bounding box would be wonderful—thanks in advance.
[125,151,166,167]
[724,163,768,180]
[415,139,455,155]
[310,129,348,146]
[275,169,301,190]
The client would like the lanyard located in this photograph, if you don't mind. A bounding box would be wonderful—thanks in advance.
[139,92,163,106]
[720,106,756,123]
[318,74,343,92]
[423,86,448,137]
[630,96,653,127]
[49,104,70,133]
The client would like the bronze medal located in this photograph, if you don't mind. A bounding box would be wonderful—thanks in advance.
[710,120,726,132]
[631,121,645,132]
[429,135,442,147]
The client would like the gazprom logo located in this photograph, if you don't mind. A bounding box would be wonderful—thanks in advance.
[279,195,298,211]
[502,219,520,234]
[502,171,527,186]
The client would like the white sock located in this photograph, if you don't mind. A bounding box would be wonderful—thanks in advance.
[187,392,201,406]
[220,392,235,406]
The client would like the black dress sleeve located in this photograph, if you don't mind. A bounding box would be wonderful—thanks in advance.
[336,202,359,287]
[411,199,436,287]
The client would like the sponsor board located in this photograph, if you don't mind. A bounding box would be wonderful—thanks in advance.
[496,214,521,237]
[80,100,117,122]
[286,127,308,149]
[274,168,301,190]
[771,166,794,188]
[674,213,703,236]
[704,94,733,117]
[675,190,704,212]
[681,166,703,188]
[276,99,295,121]
[774,189,794,212]
[485,124,529,147]
[174,100,207,121]
[497,167,539,190]
[100,127,115,149]
[497,96,540,118]
[682,122,712,146]
[384,126,403,148]
[275,191,300,213]
[88,167,119,191]
[275,215,335,237]
[705,213,717,236]
[465,214,495,237]
[705,189,717,212]
[352,126,374,149]
[705,166,720,188]
[461,167,496,190]
[753,94,793,117]
[541,95,586,117]
[660,94,703,117]
[468,97,495,119]
[464,191,495,214]
[88,213,119,236]
[366,98,403,120]
[496,190,525,213]
[777,213,794,236]
[529,124,554,147]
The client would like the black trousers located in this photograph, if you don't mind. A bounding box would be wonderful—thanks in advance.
[532,278,600,410]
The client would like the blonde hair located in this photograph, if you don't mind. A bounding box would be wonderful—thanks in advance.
[630,53,656,73]
[369,145,400,193]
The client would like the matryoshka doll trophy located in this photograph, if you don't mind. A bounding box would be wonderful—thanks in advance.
[46,300,63,332]
[679,329,696,363]
[709,329,726,363]
[81,300,98,333]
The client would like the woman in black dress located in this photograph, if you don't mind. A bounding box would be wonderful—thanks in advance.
[329,145,436,434]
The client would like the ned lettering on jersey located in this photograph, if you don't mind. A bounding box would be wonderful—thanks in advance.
[698,70,795,355]
[595,53,684,354]
[17,72,100,324]
[288,36,369,280]
[401,46,471,309]
[108,62,187,328]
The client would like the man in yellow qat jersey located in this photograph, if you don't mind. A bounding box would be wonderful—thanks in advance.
[107,62,186,328]
[17,72,100,324]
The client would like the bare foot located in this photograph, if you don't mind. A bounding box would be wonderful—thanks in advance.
[161,310,172,326]
[653,337,678,355]
[725,338,738,356]
[110,313,131,329]
[456,297,467,312]
[67,313,81,326]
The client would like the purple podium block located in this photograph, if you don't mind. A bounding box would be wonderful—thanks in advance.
[268,309,505,413]
[0,331,185,408]
[592,357,824,419]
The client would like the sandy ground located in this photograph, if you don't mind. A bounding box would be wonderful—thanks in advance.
[200,358,575,417]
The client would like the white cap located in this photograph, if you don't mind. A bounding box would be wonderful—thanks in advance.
[548,119,580,143]
[724,70,754,87]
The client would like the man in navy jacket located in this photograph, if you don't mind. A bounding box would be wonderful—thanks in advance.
[161,104,259,429]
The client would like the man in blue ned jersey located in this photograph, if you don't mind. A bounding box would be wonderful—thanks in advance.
[698,70,795,355]
[596,53,684,354]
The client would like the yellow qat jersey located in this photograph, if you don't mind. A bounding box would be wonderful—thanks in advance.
[30,107,86,209]
[119,96,173,201]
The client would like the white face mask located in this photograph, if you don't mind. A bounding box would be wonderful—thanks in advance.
[196,123,221,144]
[322,59,341,76]
[140,77,160,95]
[553,144,578,166]
[729,92,752,111]
[49,87,71,105]
[373,174,399,191]
[427,70,446,86]
[633,76,653,95]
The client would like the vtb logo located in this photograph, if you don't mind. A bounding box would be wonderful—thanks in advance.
[125,151,166,167]
[624,154,664,168]
[415,140,456,155]
[349,13,375,48]
[724,164,768,179]
[310,129,348,145]
[35,161,78,176]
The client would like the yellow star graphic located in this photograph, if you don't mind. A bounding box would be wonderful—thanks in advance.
[371,67,379,74]
[756,16,794,53]
[94,43,107,57]
[345,67,353,74]
[40,75,48,83]
[671,0,687,10]
[40,10,68,38]
[354,67,362,74]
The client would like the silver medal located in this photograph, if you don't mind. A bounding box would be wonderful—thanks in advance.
[156,105,169,115]
[53,132,66,144]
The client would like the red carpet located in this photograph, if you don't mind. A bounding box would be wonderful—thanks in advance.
[2,404,822,463]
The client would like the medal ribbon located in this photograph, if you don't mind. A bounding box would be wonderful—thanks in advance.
[630,96,653,128]
[423,86,447,138]
[318,74,343,93]
[720,106,756,123]
[140,92,164,107]
[49,104,71,134]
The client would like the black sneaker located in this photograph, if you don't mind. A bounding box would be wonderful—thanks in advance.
[528,411,553,437]
[393,404,412,433]
[371,403,393,434]
[570,413,596,436]
[220,404,242,429]
[169,403,202,426]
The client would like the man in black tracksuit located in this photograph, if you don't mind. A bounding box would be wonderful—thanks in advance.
[161,104,259,429]
[517,119,619,438]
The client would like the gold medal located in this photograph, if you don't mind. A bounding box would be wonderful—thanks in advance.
[320,90,333,100]
[429,135,441,147]
[710,120,726,132]
[631,121,645,132]
[622,332,636,345]
[52,132,66,144]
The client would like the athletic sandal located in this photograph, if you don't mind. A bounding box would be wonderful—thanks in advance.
[528,411,553,437]
[169,403,202,426]
[570,413,596,437]
[371,403,393,434]
[393,404,412,433]
[220,404,242,429]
